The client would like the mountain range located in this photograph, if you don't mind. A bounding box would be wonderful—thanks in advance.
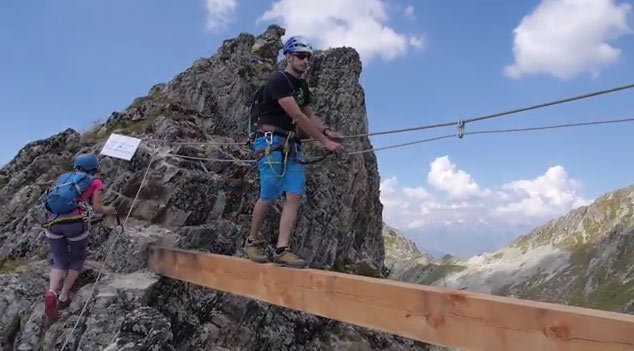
[385,183,634,313]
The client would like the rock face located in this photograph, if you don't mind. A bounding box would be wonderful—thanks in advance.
[383,224,465,287]
[0,260,162,351]
[0,26,429,350]
[383,223,423,268]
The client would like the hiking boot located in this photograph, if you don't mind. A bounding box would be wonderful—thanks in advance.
[57,296,72,310]
[44,290,59,320]
[273,248,308,268]
[244,238,268,263]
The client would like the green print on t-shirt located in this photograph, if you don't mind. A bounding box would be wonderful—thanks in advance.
[292,86,307,106]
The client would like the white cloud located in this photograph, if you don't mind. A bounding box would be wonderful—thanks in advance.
[409,36,424,49]
[428,156,491,199]
[381,157,592,257]
[259,0,424,63]
[404,5,415,19]
[205,0,238,31]
[380,177,412,215]
[505,0,633,79]
[380,173,487,232]
[380,177,431,230]
[380,176,398,194]
[494,166,590,218]
[407,219,427,229]
[403,186,431,201]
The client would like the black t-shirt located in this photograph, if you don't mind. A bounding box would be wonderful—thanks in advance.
[258,71,311,131]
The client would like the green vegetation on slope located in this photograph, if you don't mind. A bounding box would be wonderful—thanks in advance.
[420,263,466,285]
[0,258,26,274]
[569,241,634,312]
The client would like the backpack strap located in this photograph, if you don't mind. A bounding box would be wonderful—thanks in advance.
[278,70,293,91]
[248,71,296,143]
[276,71,299,132]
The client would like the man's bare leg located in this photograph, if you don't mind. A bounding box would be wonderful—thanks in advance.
[277,193,301,248]
[249,199,271,240]
[274,193,307,268]
[245,198,271,263]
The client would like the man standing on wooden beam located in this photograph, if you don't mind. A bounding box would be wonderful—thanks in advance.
[245,35,344,268]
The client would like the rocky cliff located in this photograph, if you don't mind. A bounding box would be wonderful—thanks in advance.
[383,224,464,287]
[382,224,424,267]
[0,26,428,351]
[387,184,634,314]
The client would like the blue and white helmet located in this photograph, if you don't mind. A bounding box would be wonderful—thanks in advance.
[73,153,100,173]
[282,36,313,55]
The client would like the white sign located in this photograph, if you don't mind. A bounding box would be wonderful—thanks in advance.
[100,133,142,161]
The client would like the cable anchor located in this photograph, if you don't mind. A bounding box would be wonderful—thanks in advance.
[457,120,465,138]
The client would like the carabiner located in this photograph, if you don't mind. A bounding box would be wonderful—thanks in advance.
[114,213,124,235]
[264,131,273,145]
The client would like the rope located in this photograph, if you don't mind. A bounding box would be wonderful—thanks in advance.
[463,84,634,124]
[133,82,634,149]
[60,153,157,351]
[264,132,292,178]
[158,153,256,164]
[115,82,634,153]
[465,117,634,136]
[337,82,634,139]
[154,117,634,161]
[144,138,245,146]
[349,116,634,155]
[342,121,455,139]
[347,135,455,155]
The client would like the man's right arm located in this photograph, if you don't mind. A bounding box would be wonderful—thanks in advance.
[267,73,342,153]
[278,97,331,145]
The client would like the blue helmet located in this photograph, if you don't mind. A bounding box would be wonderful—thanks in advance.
[73,153,100,173]
[282,36,313,55]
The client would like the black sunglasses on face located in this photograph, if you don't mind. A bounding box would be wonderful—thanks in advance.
[294,53,311,61]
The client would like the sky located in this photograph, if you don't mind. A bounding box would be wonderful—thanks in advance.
[1,0,634,258]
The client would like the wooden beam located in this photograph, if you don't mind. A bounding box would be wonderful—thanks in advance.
[147,246,634,351]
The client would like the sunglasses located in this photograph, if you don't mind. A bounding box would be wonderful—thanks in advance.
[293,53,311,61]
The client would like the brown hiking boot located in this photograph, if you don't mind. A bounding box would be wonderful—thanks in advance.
[273,248,308,268]
[244,238,268,263]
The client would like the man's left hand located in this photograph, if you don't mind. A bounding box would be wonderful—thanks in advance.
[324,129,343,142]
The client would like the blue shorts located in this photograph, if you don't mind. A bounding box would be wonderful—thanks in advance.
[254,135,305,201]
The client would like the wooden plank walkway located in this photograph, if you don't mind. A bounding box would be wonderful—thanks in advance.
[147,246,634,351]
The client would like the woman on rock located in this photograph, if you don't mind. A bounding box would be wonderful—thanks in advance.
[42,153,117,320]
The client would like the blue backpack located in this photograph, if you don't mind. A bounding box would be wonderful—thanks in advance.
[44,171,96,215]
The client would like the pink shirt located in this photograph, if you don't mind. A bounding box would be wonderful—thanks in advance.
[80,178,104,201]
[71,178,104,215]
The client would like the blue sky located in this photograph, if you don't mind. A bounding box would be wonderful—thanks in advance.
[2,0,633,258]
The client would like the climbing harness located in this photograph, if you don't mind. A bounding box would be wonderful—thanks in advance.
[41,214,86,229]
[41,207,123,245]
[251,129,331,173]
[40,199,91,229]
[263,130,291,177]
